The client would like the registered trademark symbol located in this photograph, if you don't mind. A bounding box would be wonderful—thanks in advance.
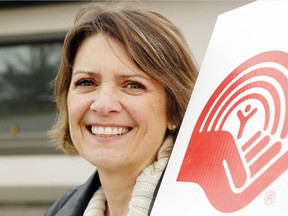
[264,191,276,205]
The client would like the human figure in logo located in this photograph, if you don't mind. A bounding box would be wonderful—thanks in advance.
[237,104,257,139]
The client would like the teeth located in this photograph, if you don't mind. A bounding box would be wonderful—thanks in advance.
[91,126,129,136]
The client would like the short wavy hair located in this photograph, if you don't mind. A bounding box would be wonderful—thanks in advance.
[49,2,198,154]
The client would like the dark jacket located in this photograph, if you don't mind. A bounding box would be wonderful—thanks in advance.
[44,171,101,216]
[44,170,164,216]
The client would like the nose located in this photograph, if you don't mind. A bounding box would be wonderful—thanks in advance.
[90,86,122,116]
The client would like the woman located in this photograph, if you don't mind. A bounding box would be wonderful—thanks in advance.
[45,1,198,216]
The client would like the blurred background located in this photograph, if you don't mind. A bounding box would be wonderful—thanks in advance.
[0,1,252,215]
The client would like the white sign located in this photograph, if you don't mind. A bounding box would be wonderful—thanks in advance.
[151,1,288,215]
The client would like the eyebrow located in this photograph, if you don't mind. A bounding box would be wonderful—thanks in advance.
[118,73,148,80]
[72,70,149,80]
[72,70,96,77]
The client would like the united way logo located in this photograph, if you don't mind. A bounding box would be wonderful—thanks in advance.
[177,51,288,212]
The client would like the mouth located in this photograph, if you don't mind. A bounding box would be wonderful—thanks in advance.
[87,125,132,137]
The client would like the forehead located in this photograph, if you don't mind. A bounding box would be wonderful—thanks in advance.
[75,34,128,62]
[72,33,167,92]
[73,34,140,74]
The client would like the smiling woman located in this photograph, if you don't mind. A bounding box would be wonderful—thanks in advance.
[68,34,169,172]
[45,2,198,216]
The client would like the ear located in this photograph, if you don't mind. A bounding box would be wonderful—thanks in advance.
[167,122,177,133]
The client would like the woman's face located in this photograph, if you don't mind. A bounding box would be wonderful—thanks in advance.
[67,34,170,174]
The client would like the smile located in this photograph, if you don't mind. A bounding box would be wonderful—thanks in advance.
[89,126,131,137]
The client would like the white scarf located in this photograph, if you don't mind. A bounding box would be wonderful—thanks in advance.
[83,135,173,216]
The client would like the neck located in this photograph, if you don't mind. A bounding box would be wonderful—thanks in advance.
[99,169,139,216]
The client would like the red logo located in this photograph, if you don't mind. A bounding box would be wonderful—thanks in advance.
[177,51,288,212]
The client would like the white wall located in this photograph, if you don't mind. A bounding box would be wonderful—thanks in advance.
[0,3,81,36]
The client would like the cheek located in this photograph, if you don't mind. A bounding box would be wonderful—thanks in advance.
[125,100,144,122]
[127,96,168,128]
[67,93,89,123]
[149,95,168,120]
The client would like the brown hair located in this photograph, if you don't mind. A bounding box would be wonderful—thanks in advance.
[49,2,198,154]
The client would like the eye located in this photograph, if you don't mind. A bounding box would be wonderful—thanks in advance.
[74,78,96,87]
[126,81,146,90]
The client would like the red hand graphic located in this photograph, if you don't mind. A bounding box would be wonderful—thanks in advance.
[177,51,288,212]
[177,130,288,212]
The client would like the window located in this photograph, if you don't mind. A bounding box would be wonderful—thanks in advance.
[0,40,63,154]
